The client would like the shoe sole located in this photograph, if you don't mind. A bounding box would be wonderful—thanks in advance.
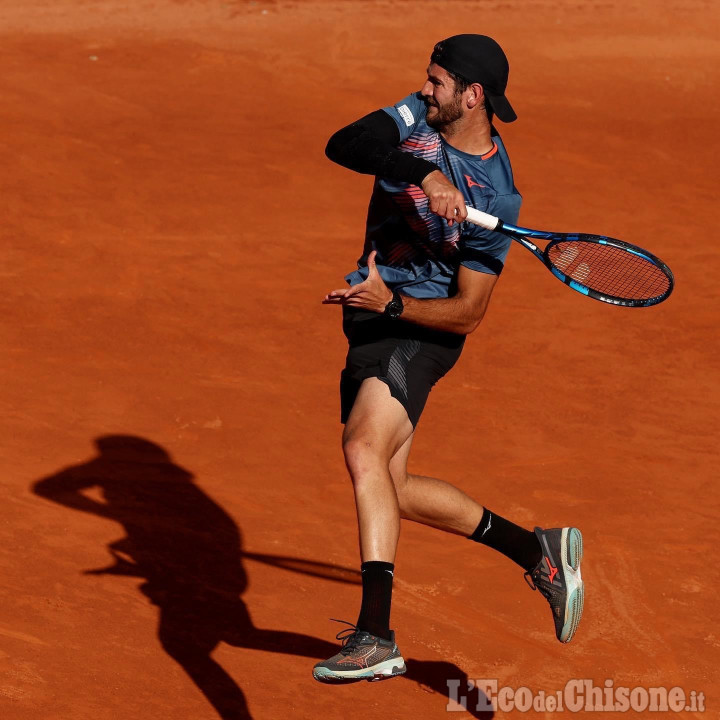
[559,527,584,643]
[313,657,407,684]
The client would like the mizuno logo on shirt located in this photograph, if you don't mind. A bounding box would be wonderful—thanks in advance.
[464,174,486,189]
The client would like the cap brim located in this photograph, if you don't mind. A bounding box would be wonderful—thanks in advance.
[487,93,517,123]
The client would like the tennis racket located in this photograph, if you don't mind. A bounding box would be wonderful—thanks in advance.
[464,206,674,307]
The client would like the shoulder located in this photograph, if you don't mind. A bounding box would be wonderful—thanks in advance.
[382,92,428,139]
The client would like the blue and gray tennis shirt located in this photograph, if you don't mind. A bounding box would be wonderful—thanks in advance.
[346,91,522,299]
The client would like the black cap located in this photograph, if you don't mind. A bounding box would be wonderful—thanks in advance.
[430,34,517,123]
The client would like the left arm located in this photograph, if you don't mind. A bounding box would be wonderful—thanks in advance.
[323,251,498,335]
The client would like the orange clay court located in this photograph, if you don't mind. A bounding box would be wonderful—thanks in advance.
[1,1,718,718]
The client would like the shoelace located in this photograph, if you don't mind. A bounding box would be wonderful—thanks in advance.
[329,619,372,654]
[523,569,538,591]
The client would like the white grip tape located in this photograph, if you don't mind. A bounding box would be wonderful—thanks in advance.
[464,205,500,230]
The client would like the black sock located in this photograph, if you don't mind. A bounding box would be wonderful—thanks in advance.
[468,507,542,572]
[356,561,394,641]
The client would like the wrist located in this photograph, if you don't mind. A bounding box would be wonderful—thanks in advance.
[383,290,404,319]
[420,168,442,189]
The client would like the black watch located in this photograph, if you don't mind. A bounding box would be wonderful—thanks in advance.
[384,290,404,319]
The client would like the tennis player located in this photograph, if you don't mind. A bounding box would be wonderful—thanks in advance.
[314,34,584,684]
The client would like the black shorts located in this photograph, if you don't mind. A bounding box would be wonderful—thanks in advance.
[340,308,465,428]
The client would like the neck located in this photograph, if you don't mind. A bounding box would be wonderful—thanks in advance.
[440,111,494,155]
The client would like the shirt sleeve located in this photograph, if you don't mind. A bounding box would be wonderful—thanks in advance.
[458,228,512,275]
[382,92,428,144]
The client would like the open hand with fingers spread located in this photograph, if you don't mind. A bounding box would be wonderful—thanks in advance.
[421,170,467,226]
[322,251,392,313]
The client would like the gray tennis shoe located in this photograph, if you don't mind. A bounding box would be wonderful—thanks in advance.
[525,526,584,643]
[313,621,406,683]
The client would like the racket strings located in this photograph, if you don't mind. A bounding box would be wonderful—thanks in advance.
[547,240,671,300]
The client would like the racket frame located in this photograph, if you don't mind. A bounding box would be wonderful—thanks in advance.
[464,206,674,307]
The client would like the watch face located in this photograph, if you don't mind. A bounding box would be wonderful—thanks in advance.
[386,293,404,318]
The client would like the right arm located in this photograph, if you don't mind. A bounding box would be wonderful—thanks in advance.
[325,110,466,224]
[324,252,497,335]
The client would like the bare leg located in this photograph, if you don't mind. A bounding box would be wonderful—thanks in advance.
[389,435,484,536]
[343,378,414,562]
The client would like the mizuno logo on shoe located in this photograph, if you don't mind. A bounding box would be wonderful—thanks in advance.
[337,644,387,668]
[546,556,558,584]
[538,556,562,587]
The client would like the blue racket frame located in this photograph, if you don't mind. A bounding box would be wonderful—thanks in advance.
[492,220,674,308]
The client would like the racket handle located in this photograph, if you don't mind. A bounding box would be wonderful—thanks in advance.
[465,206,501,231]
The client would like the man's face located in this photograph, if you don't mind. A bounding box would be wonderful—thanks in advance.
[421,63,464,130]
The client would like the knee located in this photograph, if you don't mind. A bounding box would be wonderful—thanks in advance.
[342,434,387,482]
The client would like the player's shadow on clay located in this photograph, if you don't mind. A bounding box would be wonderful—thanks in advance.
[32,435,493,720]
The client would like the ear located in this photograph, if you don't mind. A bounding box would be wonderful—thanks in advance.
[466,82,485,109]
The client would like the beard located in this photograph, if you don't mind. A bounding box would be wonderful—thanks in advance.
[425,94,463,130]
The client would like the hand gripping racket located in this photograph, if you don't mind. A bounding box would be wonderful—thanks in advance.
[465,206,674,307]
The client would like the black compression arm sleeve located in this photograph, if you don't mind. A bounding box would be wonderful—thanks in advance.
[325,110,441,187]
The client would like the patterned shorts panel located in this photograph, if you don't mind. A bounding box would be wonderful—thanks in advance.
[339,308,465,428]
